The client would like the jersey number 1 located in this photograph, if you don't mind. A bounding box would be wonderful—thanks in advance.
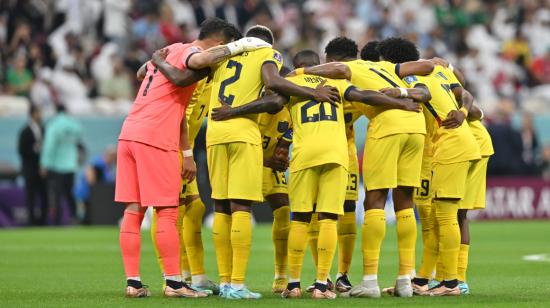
[218,60,243,105]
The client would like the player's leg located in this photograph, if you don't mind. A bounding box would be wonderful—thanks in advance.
[308,211,319,268]
[136,141,206,298]
[457,209,470,293]
[115,140,150,297]
[224,142,263,299]
[283,166,318,298]
[312,163,347,299]
[267,193,290,293]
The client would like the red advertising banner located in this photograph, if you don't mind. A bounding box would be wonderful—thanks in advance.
[470,177,550,220]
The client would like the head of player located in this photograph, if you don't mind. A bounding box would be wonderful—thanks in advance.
[245,25,274,45]
[293,49,320,68]
[324,37,358,62]
[197,17,242,47]
[360,41,380,62]
[377,37,420,63]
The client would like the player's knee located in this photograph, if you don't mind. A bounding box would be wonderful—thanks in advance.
[364,189,388,210]
[230,200,252,213]
[267,193,289,210]
[457,209,468,223]
[292,212,312,223]
[318,212,338,221]
[185,194,201,205]
[343,200,356,212]
[214,200,231,215]
[125,203,146,214]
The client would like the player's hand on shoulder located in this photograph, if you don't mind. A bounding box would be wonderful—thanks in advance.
[181,156,197,183]
[430,57,449,67]
[152,48,169,66]
[442,109,465,129]
[240,37,272,51]
[314,79,340,105]
[211,98,233,121]
[380,87,401,98]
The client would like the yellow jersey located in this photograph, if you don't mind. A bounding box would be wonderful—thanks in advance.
[402,65,480,164]
[258,108,292,157]
[286,74,353,172]
[206,47,283,146]
[186,77,212,147]
[468,119,494,157]
[346,60,426,138]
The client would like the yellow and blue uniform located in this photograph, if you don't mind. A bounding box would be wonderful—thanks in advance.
[343,102,363,201]
[403,65,480,200]
[258,109,291,197]
[286,74,353,215]
[347,60,426,190]
[206,48,283,201]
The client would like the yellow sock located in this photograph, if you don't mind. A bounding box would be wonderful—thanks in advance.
[416,202,432,249]
[177,205,191,278]
[337,211,356,274]
[396,208,417,276]
[308,213,320,267]
[317,219,337,282]
[272,206,290,277]
[434,199,460,281]
[182,198,206,276]
[418,205,439,279]
[288,220,309,281]
[230,211,252,285]
[213,212,232,283]
[362,209,386,276]
[457,244,470,282]
[150,210,164,274]
[435,256,444,281]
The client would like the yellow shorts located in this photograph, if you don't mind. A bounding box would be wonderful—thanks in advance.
[432,160,475,199]
[207,142,263,202]
[262,166,288,197]
[413,154,433,206]
[460,156,489,210]
[363,133,424,190]
[345,146,359,201]
[178,152,200,201]
[289,163,347,215]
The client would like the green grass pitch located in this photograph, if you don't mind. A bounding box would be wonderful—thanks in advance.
[1,221,549,307]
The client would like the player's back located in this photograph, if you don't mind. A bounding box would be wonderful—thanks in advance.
[346,59,425,139]
[207,47,283,146]
[404,65,480,164]
[285,74,350,172]
[258,108,291,157]
[186,76,212,146]
[119,43,201,151]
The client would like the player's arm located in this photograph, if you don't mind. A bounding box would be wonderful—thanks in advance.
[379,84,431,103]
[345,86,422,112]
[262,63,340,103]
[186,37,271,69]
[137,62,148,81]
[211,93,289,121]
[395,60,435,78]
[430,57,467,85]
[468,104,483,121]
[301,62,352,80]
[151,49,210,87]
[179,116,196,182]
[441,82,475,129]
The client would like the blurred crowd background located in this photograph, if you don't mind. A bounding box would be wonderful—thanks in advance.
[1,0,550,225]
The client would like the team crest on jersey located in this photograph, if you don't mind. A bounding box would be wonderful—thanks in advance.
[277,121,290,133]
[273,52,282,63]
[404,75,418,84]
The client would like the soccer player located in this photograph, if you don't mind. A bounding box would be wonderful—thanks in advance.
[376,37,481,296]
[116,18,269,298]
[149,75,218,294]
[211,49,422,299]
[300,37,432,298]
[205,26,340,299]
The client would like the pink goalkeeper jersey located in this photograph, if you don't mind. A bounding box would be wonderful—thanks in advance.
[118,42,202,151]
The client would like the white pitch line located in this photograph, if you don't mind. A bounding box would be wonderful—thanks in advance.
[522,254,550,262]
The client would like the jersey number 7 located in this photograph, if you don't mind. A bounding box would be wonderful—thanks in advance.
[218,60,243,105]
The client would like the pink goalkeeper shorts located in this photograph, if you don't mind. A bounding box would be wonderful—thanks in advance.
[115,140,180,207]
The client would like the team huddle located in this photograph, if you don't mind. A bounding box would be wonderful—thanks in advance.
[114,17,493,300]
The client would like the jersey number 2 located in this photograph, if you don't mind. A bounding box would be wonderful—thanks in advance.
[218,60,243,105]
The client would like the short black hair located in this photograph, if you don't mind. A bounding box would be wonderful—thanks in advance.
[377,37,420,63]
[324,37,358,61]
[56,104,67,113]
[360,41,380,61]
[245,25,274,45]
[198,18,241,42]
[293,50,320,68]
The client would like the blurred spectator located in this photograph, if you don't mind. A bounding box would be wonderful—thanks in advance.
[530,47,550,85]
[6,54,33,96]
[540,143,550,179]
[103,0,132,53]
[99,57,133,101]
[487,104,524,176]
[30,68,59,115]
[18,104,48,225]
[520,112,540,175]
[75,145,116,224]
[40,105,82,225]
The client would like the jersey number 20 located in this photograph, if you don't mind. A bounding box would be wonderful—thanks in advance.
[301,101,337,123]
